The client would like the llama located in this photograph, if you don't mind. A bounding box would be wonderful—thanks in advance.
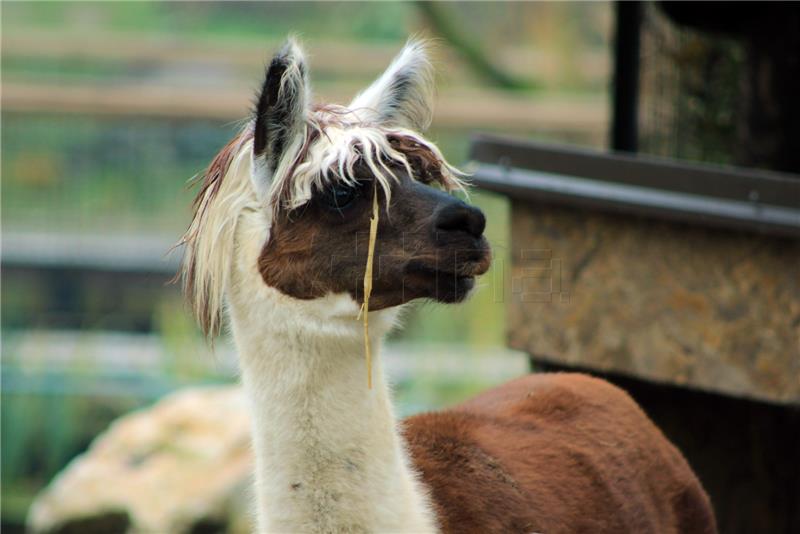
[179,38,717,534]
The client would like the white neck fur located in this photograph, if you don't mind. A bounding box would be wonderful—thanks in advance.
[226,207,438,534]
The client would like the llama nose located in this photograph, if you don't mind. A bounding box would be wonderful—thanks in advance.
[435,201,486,238]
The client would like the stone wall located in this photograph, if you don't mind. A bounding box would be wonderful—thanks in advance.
[507,199,800,404]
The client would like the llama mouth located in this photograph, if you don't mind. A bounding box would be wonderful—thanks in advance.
[405,263,479,280]
[405,250,491,278]
[403,262,480,302]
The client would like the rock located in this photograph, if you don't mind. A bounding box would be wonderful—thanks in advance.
[27,385,254,534]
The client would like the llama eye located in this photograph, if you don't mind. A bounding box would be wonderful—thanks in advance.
[320,183,362,211]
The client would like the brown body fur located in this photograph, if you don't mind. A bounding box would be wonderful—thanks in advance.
[404,373,717,534]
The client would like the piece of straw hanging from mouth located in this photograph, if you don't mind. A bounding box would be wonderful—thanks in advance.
[358,184,380,389]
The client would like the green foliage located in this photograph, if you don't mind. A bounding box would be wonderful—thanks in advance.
[414,1,537,91]
[1,57,130,81]
[1,371,146,490]
[1,114,233,232]
[2,2,413,43]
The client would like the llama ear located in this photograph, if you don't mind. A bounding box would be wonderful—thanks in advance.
[349,40,434,132]
[252,38,310,191]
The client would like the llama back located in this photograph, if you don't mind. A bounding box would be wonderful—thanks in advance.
[403,373,717,534]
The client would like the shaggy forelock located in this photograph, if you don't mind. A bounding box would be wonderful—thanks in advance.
[269,104,465,218]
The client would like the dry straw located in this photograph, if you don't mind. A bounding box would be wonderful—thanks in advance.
[357,185,380,388]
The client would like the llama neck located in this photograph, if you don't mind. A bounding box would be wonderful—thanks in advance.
[230,301,438,534]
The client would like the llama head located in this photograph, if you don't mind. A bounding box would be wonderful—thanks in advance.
[181,38,491,337]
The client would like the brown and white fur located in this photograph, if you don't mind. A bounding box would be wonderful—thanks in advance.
[179,38,716,534]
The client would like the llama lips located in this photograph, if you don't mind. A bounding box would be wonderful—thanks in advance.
[402,262,483,302]
[434,271,476,303]
[459,253,492,277]
[404,244,492,280]
[404,262,484,279]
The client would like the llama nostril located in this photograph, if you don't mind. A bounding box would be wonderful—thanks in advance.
[435,203,486,238]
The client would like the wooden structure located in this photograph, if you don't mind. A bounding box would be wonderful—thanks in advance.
[469,134,800,534]
[1,232,180,331]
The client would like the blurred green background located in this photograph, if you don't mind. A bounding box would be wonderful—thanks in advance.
[1,1,611,528]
